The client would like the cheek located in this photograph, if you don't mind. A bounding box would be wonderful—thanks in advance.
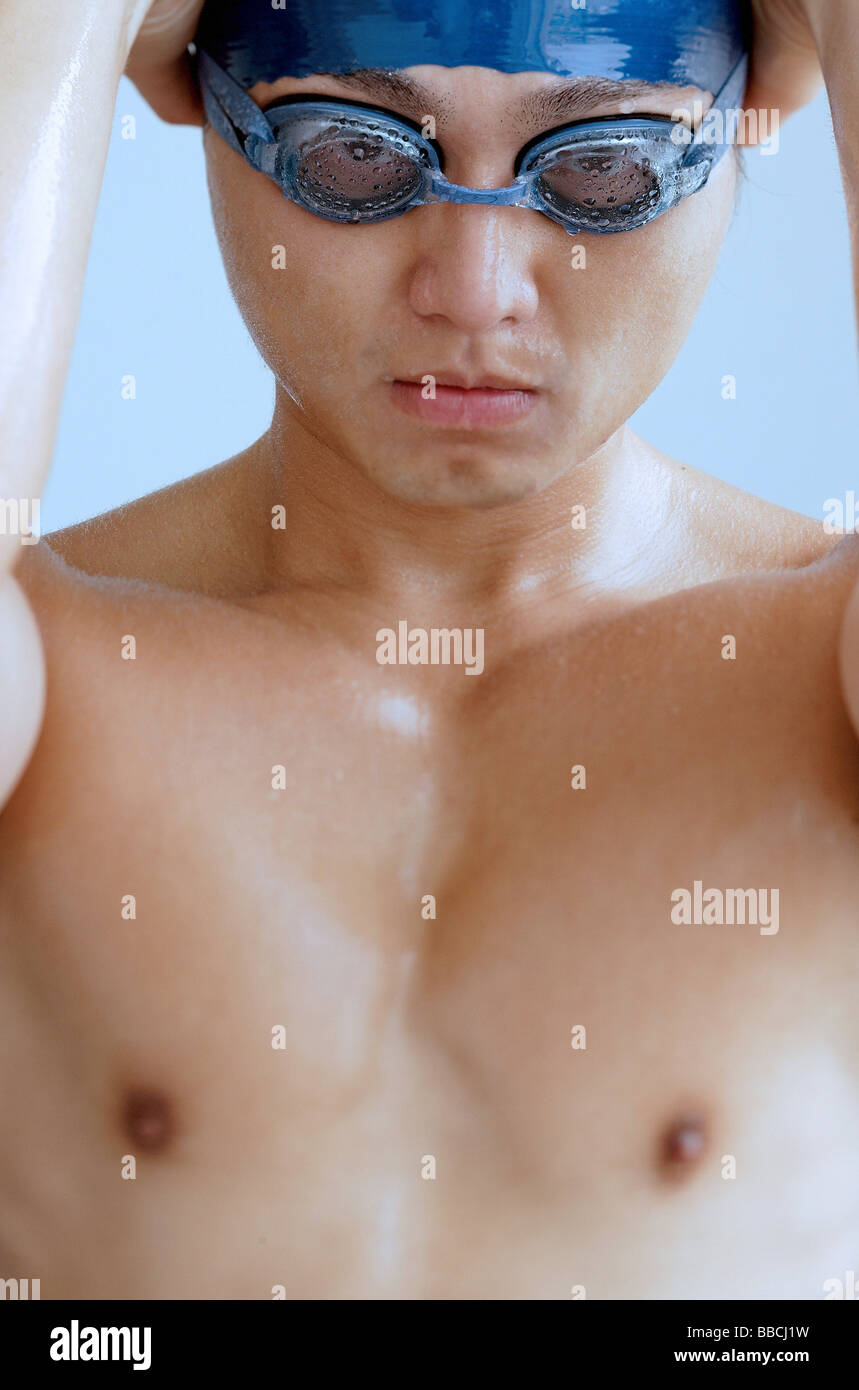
[634,159,735,335]
[206,142,386,405]
[554,154,735,414]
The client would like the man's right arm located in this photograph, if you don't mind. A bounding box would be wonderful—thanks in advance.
[0,0,196,808]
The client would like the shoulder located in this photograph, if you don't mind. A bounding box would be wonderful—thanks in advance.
[709,529,859,755]
[600,522,859,749]
[43,450,265,599]
[12,489,258,750]
[660,451,844,574]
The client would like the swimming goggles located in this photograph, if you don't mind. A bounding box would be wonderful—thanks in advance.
[197,48,748,235]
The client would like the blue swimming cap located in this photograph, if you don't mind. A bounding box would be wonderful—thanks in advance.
[196,0,750,94]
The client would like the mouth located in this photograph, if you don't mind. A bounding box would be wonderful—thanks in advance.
[389,375,540,429]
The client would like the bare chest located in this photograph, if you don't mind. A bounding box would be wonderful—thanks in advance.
[2,624,858,1297]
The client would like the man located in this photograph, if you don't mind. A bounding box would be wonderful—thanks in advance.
[0,0,857,1299]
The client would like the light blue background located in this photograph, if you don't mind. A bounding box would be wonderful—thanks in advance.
[45,78,858,532]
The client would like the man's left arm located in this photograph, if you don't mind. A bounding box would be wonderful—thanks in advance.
[817,3,859,732]
[808,2,859,316]
[747,1,859,308]
[781,2,859,728]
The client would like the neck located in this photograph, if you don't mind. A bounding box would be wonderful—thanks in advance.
[246,388,683,628]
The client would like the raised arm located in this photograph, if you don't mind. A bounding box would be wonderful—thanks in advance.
[746,0,859,334]
[0,0,202,807]
[813,3,859,329]
[797,3,859,724]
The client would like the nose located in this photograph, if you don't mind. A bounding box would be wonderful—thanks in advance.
[406,204,541,333]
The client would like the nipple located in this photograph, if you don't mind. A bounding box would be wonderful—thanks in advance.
[659,1112,708,1177]
[122,1089,174,1153]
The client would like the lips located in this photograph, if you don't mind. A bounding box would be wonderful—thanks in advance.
[389,376,539,428]
[423,373,535,391]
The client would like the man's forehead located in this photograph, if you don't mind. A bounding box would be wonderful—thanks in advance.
[253,68,700,128]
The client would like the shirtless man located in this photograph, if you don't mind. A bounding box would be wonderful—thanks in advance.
[1,0,858,1301]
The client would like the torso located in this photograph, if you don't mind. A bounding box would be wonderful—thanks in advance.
[1,492,858,1300]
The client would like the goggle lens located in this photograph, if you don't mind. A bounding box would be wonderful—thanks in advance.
[530,141,663,230]
[276,113,431,220]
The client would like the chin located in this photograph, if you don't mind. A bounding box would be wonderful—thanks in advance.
[366,451,555,510]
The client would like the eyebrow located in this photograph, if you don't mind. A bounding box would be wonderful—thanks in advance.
[311,69,690,127]
[520,77,692,125]
[312,69,444,121]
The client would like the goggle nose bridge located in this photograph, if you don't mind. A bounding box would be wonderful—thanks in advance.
[425,173,532,207]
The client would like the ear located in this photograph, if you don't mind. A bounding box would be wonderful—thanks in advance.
[742,0,823,125]
[126,52,205,126]
[839,571,859,739]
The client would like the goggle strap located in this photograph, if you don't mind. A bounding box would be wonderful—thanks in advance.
[682,51,749,167]
[198,49,276,159]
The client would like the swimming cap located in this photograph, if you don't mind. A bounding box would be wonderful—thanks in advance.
[195,0,750,95]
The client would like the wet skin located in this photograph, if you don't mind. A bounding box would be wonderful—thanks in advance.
[1,466,857,1299]
[1,60,858,1300]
